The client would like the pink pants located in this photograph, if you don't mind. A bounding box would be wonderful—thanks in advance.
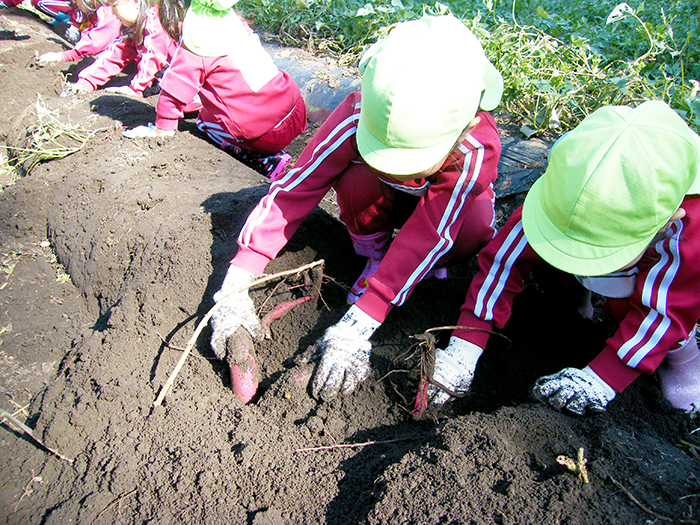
[196,95,307,155]
[334,161,496,265]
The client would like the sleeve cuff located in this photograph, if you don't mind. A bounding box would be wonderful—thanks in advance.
[155,116,179,132]
[588,346,642,393]
[230,246,272,276]
[75,79,94,92]
[61,50,80,61]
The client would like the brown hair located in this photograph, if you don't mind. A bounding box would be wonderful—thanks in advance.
[110,0,156,45]
[157,0,186,42]
[74,0,109,13]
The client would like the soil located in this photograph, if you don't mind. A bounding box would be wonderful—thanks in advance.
[1,9,700,525]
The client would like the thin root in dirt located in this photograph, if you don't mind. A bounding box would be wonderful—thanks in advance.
[389,326,492,420]
[259,265,326,339]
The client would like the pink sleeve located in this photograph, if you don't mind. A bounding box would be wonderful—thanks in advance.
[453,206,544,348]
[232,93,363,275]
[76,36,137,92]
[65,7,122,61]
[155,46,203,129]
[128,7,176,95]
[357,112,501,322]
[590,195,700,392]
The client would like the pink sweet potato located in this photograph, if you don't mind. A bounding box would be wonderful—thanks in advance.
[226,327,260,404]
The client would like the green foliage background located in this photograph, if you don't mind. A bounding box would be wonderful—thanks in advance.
[238,0,700,134]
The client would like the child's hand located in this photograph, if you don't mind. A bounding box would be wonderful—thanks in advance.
[60,84,89,97]
[105,85,139,97]
[38,52,62,64]
[532,366,616,415]
[64,25,80,44]
[122,123,174,139]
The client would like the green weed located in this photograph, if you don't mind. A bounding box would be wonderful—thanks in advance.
[238,0,699,133]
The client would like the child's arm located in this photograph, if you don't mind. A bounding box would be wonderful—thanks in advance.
[61,7,122,62]
[231,92,363,276]
[153,47,204,134]
[588,196,700,393]
[455,206,543,347]
[127,8,175,96]
[74,35,138,92]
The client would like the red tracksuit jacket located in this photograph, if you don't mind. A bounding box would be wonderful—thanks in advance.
[75,5,176,96]
[455,195,700,392]
[232,91,502,324]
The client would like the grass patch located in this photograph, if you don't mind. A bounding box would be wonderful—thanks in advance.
[239,0,699,134]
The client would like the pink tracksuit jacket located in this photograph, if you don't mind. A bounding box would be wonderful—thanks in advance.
[75,5,176,95]
[61,6,122,62]
[455,195,700,393]
[232,91,502,324]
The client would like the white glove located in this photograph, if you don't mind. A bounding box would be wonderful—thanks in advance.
[532,366,616,415]
[60,84,89,97]
[210,265,263,360]
[428,337,483,405]
[311,305,380,401]
[123,123,158,139]
[64,25,80,43]
[39,51,62,64]
[105,85,138,97]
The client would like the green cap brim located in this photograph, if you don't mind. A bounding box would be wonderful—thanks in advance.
[522,176,657,276]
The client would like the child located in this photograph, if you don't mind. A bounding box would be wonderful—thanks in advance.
[208,15,504,403]
[39,0,122,64]
[0,0,72,24]
[121,0,306,180]
[61,0,177,97]
[429,100,700,415]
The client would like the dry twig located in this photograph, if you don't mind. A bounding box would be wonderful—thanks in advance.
[0,408,72,463]
[90,488,137,524]
[153,259,325,407]
[610,476,699,524]
[14,470,42,512]
[295,436,419,453]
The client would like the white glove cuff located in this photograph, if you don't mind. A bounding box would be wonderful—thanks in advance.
[336,305,381,340]
[443,337,484,368]
[582,366,616,400]
[214,265,254,303]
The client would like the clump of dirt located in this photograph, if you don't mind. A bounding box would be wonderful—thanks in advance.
[1,10,699,525]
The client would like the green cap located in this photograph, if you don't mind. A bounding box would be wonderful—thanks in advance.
[522,100,700,276]
[356,15,503,176]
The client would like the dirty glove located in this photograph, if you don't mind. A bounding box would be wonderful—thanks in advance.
[60,83,89,97]
[428,337,483,405]
[532,366,616,415]
[64,25,80,43]
[210,265,263,360]
[39,51,62,64]
[123,123,158,139]
[311,305,380,401]
[105,85,138,97]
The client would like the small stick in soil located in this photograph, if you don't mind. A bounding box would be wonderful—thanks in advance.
[90,488,137,524]
[609,476,699,524]
[295,436,420,453]
[156,332,217,360]
[153,259,325,407]
[0,409,73,463]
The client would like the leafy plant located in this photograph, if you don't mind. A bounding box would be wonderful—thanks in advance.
[238,0,699,132]
[1,95,104,184]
